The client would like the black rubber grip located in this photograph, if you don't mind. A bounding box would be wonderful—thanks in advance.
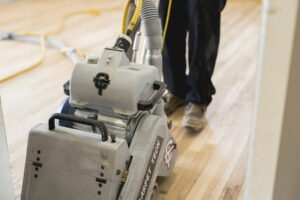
[137,81,166,111]
[63,80,70,96]
[48,113,108,141]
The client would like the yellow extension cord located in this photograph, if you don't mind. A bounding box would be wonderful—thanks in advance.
[122,0,132,34]
[0,35,46,83]
[1,0,173,83]
[161,0,172,51]
[0,7,122,83]
[121,0,172,51]
[122,0,143,34]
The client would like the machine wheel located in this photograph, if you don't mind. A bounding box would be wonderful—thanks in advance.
[150,182,159,200]
[57,97,75,128]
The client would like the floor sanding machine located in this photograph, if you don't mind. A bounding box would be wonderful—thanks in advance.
[21,0,176,199]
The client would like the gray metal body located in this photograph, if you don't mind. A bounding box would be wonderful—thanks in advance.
[21,48,176,200]
[21,114,175,200]
[119,114,176,200]
[21,0,176,198]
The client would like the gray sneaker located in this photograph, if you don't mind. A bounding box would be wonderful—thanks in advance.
[163,93,187,116]
[182,103,207,132]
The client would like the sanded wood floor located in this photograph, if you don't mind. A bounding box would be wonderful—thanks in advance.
[0,0,261,199]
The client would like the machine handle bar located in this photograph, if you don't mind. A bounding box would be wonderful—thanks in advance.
[137,80,166,111]
[48,113,108,142]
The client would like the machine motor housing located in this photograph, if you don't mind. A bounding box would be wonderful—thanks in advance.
[69,48,160,116]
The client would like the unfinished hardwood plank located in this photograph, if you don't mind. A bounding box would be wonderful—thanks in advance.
[0,0,261,199]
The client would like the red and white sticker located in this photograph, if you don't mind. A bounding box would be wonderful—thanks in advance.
[164,139,176,169]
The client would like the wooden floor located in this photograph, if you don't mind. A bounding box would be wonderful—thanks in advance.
[0,0,261,199]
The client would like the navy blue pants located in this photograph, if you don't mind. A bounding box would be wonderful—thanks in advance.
[159,0,226,105]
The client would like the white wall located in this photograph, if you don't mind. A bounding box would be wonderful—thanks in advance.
[272,2,300,199]
[245,0,300,199]
[0,98,15,200]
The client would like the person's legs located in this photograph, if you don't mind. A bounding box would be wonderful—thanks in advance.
[186,0,226,105]
[182,0,226,131]
[159,0,189,115]
[159,0,188,99]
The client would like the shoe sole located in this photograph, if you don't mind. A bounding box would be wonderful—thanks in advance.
[182,119,207,133]
[183,124,203,133]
